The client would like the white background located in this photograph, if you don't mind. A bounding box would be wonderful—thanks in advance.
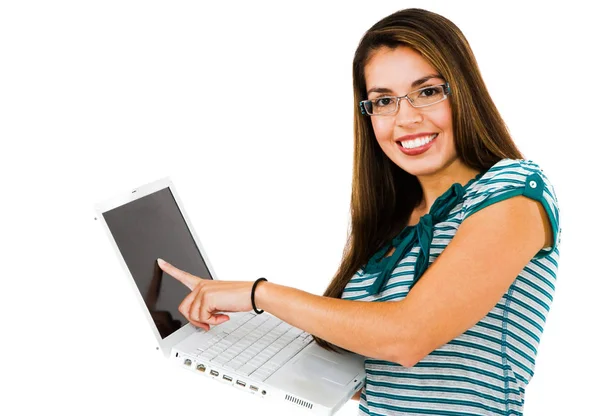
[1,1,598,415]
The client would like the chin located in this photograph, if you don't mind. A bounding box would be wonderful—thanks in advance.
[383,139,442,174]
[390,154,447,177]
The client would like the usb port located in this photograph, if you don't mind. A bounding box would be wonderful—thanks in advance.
[249,385,258,392]
[236,380,246,387]
[210,370,219,377]
[223,375,233,382]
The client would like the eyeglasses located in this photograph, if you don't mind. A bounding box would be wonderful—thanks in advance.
[359,83,451,116]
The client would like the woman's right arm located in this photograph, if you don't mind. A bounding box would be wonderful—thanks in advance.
[351,388,363,401]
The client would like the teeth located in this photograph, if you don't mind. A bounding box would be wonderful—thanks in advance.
[400,134,437,149]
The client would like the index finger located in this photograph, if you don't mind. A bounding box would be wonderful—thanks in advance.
[157,258,201,291]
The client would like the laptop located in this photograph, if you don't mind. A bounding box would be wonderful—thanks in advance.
[94,177,366,415]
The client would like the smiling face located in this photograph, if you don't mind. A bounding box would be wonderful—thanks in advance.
[364,46,460,177]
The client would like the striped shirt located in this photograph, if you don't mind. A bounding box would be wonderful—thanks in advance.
[341,159,561,416]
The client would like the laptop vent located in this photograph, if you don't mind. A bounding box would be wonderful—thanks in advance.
[285,394,313,409]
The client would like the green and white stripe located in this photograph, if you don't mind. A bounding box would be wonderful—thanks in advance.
[342,159,561,416]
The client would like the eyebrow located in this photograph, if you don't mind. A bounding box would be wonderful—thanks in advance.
[366,74,443,95]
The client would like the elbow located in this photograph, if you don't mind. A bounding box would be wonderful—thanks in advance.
[383,303,431,368]
[395,354,422,368]
[391,350,422,368]
[385,332,427,368]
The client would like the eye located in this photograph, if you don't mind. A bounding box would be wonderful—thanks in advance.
[374,97,394,107]
[419,86,442,97]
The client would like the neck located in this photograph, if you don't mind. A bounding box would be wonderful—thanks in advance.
[414,160,481,214]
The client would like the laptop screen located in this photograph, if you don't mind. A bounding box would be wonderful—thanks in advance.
[103,187,213,339]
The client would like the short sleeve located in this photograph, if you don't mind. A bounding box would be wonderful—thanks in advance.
[462,159,561,258]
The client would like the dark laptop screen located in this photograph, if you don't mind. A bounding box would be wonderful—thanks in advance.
[103,187,213,339]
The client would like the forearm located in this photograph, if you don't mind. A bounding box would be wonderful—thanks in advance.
[254,281,412,364]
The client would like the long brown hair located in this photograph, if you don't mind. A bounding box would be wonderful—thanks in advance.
[313,8,524,353]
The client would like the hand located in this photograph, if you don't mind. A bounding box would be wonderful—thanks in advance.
[157,258,256,331]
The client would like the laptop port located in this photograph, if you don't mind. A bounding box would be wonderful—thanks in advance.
[249,385,258,392]
[210,370,219,377]
[223,375,233,382]
[236,380,246,387]
[184,359,192,366]
[262,390,267,395]
[196,364,206,372]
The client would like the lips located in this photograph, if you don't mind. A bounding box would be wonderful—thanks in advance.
[395,133,438,156]
[396,133,438,149]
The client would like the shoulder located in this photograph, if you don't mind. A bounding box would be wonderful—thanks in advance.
[470,158,552,191]
[462,158,561,256]
[465,158,559,214]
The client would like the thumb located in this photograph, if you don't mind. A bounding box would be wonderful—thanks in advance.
[206,313,230,326]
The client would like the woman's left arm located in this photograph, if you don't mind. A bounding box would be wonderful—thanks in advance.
[256,195,552,366]
[159,258,409,363]
[161,195,552,367]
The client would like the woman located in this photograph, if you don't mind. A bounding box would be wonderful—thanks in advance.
[158,8,560,415]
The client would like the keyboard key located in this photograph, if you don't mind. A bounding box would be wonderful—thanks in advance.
[190,313,312,378]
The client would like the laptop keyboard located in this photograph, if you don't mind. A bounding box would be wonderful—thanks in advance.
[193,312,314,381]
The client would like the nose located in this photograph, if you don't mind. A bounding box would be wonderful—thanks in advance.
[394,97,423,127]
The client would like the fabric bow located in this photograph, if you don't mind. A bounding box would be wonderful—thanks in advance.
[365,182,467,295]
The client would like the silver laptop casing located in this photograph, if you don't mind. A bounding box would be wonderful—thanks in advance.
[94,177,366,415]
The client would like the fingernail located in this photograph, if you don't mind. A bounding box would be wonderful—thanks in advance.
[157,258,166,267]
